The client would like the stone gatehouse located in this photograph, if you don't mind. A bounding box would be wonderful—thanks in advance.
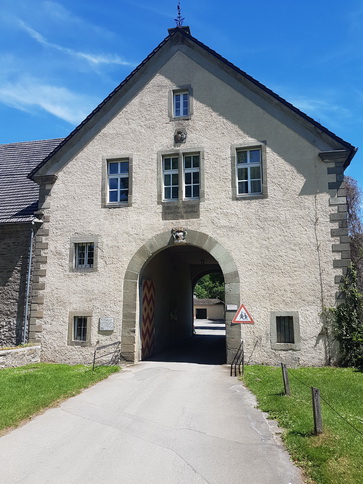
[0,26,357,366]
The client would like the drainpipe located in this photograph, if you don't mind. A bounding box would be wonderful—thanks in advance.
[23,218,42,344]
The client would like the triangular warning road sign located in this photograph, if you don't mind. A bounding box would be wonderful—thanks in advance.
[232,304,254,324]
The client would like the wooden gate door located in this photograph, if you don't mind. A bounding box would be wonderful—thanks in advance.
[141,280,155,359]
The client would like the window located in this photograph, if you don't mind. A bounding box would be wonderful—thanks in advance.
[163,156,179,200]
[69,236,98,272]
[231,143,267,200]
[276,316,294,343]
[68,312,91,346]
[184,154,200,199]
[270,311,301,350]
[169,86,193,120]
[102,156,133,208]
[162,152,200,201]
[236,148,262,195]
[75,242,94,269]
[174,91,189,117]
[73,316,87,341]
[108,160,129,203]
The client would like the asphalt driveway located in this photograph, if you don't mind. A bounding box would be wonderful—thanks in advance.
[0,327,302,483]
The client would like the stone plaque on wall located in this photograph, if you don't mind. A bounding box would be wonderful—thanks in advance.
[162,202,200,220]
[99,317,114,331]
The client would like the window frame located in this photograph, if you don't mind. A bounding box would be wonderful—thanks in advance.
[270,311,301,351]
[68,312,92,346]
[169,86,193,120]
[69,235,99,272]
[102,155,133,208]
[158,149,204,204]
[231,142,267,200]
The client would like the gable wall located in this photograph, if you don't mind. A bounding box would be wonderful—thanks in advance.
[34,51,344,365]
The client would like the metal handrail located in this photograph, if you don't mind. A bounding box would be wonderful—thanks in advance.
[92,341,121,370]
[230,340,244,376]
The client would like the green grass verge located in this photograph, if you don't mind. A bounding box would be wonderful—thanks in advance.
[241,366,363,484]
[0,363,120,433]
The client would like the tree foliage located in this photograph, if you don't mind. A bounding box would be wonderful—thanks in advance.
[345,176,363,291]
[194,273,225,302]
[333,265,363,369]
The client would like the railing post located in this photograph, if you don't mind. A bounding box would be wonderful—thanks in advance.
[312,387,323,435]
[281,363,290,395]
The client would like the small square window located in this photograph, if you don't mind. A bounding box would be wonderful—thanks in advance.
[70,236,98,272]
[75,242,94,269]
[74,316,87,341]
[270,311,300,351]
[68,312,91,346]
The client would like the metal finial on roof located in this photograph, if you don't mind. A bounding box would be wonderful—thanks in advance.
[175,1,185,27]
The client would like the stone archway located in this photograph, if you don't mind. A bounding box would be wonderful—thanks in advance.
[120,229,241,363]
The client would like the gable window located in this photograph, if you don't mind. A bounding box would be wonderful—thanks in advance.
[162,152,200,201]
[108,160,129,203]
[68,312,91,346]
[169,86,193,120]
[75,242,94,269]
[236,148,262,195]
[270,311,301,351]
[174,91,189,117]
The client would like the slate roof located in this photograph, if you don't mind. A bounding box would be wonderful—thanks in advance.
[29,27,356,179]
[0,139,63,224]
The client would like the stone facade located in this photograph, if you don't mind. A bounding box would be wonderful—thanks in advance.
[0,345,40,369]
[18,27,357,366]
[0,224,32,346]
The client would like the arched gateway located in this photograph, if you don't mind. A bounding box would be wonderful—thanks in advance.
[120,230,241,363]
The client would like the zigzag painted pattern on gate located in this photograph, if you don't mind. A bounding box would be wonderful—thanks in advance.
[141,280,155,359]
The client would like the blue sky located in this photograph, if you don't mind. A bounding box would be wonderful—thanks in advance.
[1,0,362,190]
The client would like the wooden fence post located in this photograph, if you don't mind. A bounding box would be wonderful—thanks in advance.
[311,387,323,435]
[281,363,290,395]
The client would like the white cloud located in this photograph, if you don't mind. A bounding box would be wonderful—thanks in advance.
[0,77,97,124]
[17,19,134,67]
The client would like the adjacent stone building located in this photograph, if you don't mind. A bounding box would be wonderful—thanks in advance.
[0,139,62,346]
[0,26,357,365]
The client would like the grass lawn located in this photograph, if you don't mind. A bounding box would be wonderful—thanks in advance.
[242,366,363,484]
[0,363,119,433]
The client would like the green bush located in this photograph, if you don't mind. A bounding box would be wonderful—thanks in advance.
[333,264,363,369]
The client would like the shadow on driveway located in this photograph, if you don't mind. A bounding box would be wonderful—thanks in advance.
[146,333,226,365]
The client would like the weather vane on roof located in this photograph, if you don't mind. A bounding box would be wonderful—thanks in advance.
[175,1,185,27]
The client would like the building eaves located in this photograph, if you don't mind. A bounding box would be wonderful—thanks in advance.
[29,27,356,179]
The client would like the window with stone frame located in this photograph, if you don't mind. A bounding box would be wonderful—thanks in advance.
[73,316,88,342]
[270,311,301,351]
[68,312,92,346]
